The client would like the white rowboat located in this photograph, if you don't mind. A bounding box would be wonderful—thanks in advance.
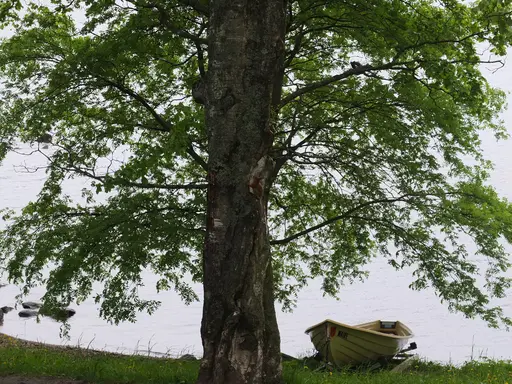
[305,319,414,366]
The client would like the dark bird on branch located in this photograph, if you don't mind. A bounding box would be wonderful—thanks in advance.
[36,133,52,144]
[350,61,363,69]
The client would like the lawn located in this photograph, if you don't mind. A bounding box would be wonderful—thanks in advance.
[0,333,510,384]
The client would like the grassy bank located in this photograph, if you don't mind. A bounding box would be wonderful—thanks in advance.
[0,333,511,383]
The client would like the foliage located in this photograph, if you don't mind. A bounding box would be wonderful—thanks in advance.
[1,0,512,327]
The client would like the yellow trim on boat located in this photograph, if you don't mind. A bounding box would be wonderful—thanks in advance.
[305,319,413,339]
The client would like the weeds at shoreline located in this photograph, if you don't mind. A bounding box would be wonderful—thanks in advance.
[0,334,511,383]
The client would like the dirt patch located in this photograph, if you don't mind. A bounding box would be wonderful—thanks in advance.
[0,375,89,384]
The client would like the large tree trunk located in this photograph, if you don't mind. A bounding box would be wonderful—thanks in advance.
[197,1,286,383]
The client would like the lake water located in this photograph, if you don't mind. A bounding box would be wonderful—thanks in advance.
[1,67,512,365]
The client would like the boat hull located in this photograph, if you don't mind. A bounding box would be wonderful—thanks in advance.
[305,319,414,366]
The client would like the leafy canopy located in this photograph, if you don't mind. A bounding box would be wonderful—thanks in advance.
[1,0,512,327]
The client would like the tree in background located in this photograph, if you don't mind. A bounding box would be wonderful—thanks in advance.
[1,0,512,383]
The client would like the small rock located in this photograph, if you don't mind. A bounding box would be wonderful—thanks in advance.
[40,307,76,320]
[179,354,197,361]
[0,283,7,289]
[18,309,39,318]
[61,308,76,318]
[281,352,297,361]
[0,307,14,325]
[22,301,42,309]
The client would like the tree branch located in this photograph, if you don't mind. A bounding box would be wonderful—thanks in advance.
[153,1,207,45]
[270,193,416,245]
[98,75,173,131]
[46,144,207,190]
[279,62,396,107]
[187,143,208,170]
[284,26,346,69]
[270,189,491,245]
[279,56,505,108]
[395,32,487,56]
[195,39,207,78]
[178,0,209,16]
[133,1,208,44]
[111,178,208,190]
[95,75,207,171]
[284,27,305,69]
[170,28,208,46]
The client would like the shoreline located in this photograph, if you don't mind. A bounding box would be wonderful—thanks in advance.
[1,332,512,384]
[0,332,155,359]
[0,332,201,384]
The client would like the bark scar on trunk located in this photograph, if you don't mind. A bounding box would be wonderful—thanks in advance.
[248,155,275,199]
[220,88,237,113]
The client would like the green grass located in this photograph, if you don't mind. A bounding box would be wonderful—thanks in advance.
[283,359,512,384]
[0,334,511,383]
[0,340,198,383]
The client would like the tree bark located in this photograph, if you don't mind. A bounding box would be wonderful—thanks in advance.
[197,1,286,383]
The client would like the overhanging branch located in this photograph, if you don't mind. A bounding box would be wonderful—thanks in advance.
[95,75,207,171]
[270,190,490,246]
[270,194,414,245]
[279,62,398,107]
[279,56,505,108]
[43,144,207,191]
[98,75,173,132]
[112,178,208,190]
